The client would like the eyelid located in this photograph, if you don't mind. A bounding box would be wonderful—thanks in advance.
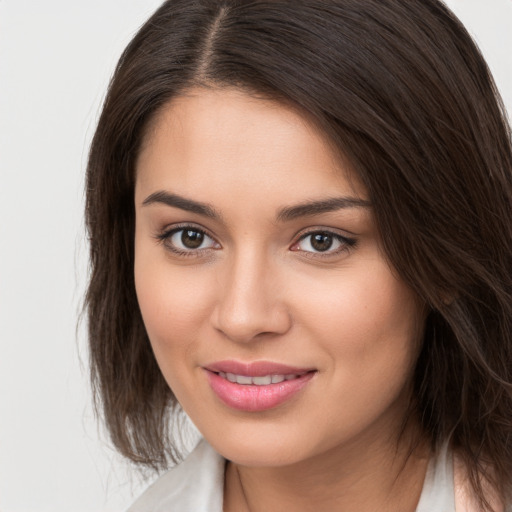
[291,225,357,243]
[293,224,358,238]
[154,222,221,256]
[156,221,217,239]
[290,227,357,256]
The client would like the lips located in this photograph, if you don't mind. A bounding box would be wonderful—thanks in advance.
[203,360,316,412]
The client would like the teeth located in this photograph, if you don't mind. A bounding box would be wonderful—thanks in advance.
[253,375,272,385]
[217,372,301,385]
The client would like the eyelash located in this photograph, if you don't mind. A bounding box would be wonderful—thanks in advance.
[155,224,219,258]
[155,225,357,259]
[292,230,357,258]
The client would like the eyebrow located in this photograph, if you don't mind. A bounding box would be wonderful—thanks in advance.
[142,191,222,219]
[276,196,371,222]
[142,190,371,222]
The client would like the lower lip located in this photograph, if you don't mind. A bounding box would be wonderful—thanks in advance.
[204,370,315,412]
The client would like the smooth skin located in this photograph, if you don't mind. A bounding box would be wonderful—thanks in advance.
[134,87,429,512]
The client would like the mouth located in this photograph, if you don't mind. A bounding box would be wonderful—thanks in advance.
[203,361,317,412]
[214,371,310,386]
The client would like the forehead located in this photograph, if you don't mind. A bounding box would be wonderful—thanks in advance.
[135,87,366,206]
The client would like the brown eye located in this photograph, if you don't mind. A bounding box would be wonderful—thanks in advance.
[162,227,218,253]
[310,233,333,252]
[292,230,356,256]
[181,229,204,249]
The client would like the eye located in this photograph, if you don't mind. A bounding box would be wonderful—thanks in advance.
[291,230,356,255]
[157,226,219,255]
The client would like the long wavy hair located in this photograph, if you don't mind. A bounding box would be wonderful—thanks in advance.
[85,1,512,508]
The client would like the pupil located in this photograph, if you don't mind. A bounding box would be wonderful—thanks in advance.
[311,233,333,252]
[182,230,204,249]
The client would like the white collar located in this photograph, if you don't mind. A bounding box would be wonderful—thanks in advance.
[128,439,456,512]
[128,439,224,512]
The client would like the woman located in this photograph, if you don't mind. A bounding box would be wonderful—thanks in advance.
[85,0,512,510]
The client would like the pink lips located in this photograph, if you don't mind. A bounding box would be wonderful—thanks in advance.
[204,360,316,412]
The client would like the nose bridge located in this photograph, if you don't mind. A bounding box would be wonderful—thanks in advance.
[213,244,290,342]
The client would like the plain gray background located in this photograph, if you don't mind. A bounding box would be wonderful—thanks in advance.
[0,1,511,511]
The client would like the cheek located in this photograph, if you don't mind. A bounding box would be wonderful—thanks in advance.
[134,245,215,373]
[294,258,422,347]
[292,259,423,399]
[291,265,423,446]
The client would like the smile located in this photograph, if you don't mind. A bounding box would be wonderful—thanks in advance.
[217,372,305,385]
[203,360,316,412]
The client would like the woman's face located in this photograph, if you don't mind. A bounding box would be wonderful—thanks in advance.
[134,87,425,467]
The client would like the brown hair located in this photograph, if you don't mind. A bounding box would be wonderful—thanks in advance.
[85,0,512,507]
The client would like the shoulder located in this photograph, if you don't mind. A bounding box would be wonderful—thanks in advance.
[127,439,225,512]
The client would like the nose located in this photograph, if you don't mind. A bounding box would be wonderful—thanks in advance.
[211,250,292,344]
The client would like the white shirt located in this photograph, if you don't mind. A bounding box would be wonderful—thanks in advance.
[127,439,457,512]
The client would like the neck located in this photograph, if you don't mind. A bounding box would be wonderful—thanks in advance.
[223,423,430,512]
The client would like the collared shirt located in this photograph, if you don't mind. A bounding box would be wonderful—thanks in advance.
[127,439,460,512]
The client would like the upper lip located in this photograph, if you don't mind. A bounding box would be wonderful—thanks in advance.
[204,360,316,377]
